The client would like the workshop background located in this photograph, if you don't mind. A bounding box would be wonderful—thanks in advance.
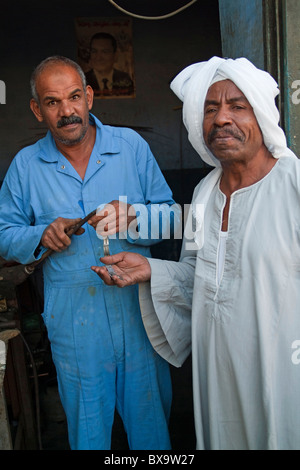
[0,0,299,450]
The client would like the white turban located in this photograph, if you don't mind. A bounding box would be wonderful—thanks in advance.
[170,56,296,167]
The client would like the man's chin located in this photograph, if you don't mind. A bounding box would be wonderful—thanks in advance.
[210,148,242,163]
[209,141,242,158]
[57,136,85,146]
[55,127,88,146]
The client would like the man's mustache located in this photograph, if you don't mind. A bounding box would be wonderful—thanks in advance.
[57,116,82,128]
[207,127,245,145]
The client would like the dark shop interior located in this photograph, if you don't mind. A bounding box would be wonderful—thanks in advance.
[0,0,299,451]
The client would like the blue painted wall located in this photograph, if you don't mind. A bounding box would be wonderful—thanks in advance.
[218,0,264,68]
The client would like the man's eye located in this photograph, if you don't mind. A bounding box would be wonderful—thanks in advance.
[205,108,216,114]
[71,94,80,100]
[47,100,56,106]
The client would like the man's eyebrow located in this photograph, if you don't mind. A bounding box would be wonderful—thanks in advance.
[227,96,248,103]
[204,96,248,106]
[69,88,82,96]
[204,99,219,107]
[43,95,57,103]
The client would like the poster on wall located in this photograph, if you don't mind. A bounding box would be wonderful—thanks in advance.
[74,17,135,99]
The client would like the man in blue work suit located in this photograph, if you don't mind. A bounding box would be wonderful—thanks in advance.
[0,56,177,450]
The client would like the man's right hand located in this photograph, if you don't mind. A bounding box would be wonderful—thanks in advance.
[91,252,151,287]
[41,217,85,252]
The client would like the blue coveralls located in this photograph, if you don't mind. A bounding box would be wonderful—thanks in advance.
[0,114,174,450]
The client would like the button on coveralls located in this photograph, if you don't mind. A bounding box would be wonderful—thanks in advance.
[0,114,174,450]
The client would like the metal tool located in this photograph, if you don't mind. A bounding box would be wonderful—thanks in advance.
[102,236,121,279]
[24,209,97,275]
[103,236,110,256]
[23,210,121,280]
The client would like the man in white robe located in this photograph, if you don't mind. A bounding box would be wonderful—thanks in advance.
[91,57,300,450]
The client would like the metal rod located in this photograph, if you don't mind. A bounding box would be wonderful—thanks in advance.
[24,209,97,275]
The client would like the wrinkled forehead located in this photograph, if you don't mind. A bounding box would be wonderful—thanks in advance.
[205,78,248,104]
[36,65,84,98]
[91,38,115,51]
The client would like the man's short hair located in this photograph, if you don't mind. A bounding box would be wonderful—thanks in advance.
[30,55,87,103]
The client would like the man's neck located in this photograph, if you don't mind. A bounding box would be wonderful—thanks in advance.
[55,123,96,180]
[219,147,277,198]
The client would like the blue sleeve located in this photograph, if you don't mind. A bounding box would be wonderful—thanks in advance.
[0,159,48,264]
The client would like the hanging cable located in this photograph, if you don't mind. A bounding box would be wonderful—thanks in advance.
[107,0,198,20]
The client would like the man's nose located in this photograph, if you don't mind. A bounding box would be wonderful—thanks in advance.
[59,100,73,116]
[93,51,104,60]
[214,106,233,126]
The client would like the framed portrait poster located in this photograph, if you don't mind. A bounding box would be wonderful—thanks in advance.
[75,17,135,99]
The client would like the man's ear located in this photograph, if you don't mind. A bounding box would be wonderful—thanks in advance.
[30,99,44,122]
[86,85,94,111]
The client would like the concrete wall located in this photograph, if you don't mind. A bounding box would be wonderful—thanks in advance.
[0,0,222,181]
